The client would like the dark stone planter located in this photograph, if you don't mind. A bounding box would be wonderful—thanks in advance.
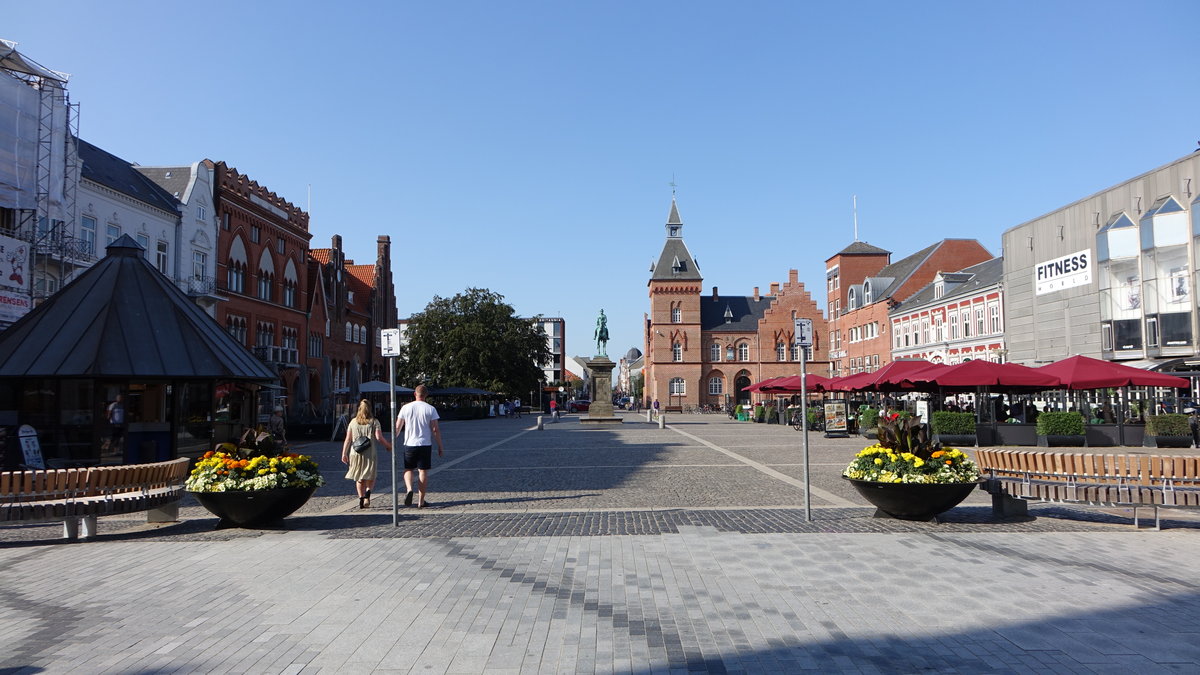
[191,486,316,527]
[1144,435,1193,449]
[934,433,977,448]
[1037,434,1087,447]
[844,478,982,522]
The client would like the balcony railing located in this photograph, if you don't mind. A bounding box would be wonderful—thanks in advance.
[252,345,300,367]
[183,275,221,297]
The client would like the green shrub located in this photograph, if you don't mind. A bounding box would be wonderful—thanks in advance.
[753,404,765,422]
[859,407,880,430]
[1036,411,1085,436]
[932,411,976,435]
[807,408,820,426]
[735,404,744,416]
[1147,413,1191,436]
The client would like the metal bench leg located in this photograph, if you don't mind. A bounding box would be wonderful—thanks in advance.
[80,515,98,539]
[63,518,79,540]
[148,502,179,523]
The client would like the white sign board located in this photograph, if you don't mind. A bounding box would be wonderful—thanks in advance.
[18,424,43,470]
[0,231,28,292]
[1035,249,1092,296]
[794,318,813,347]
[380,328,402,357]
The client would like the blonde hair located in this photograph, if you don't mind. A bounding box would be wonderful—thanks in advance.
[354,399,374,425]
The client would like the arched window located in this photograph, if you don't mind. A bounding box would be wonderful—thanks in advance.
[345,322,352,341]
[227,237,247,293]
[710,343,721,362]
[283,258,299,307]
[777,342,786,361]
[737,342,749,361]
[257,251,275,302]
[848,287,858,311]
[672,343,682,362]
[669,377,686,395]
[863,280,873,305]
[708,376,723,395]
[671,307,681,323]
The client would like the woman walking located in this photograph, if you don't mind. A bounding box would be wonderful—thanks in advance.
[341,399,392,508]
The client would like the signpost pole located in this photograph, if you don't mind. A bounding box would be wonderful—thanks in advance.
[795,318,813,522]
[380,328,402,528]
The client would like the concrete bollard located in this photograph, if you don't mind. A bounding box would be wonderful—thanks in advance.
[658,415,666,429]
[646,410,652,423]
[537,415,544,430]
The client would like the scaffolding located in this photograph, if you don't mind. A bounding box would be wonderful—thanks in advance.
[0,40,81,310]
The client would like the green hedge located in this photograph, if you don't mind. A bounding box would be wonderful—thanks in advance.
[932,411,976,435]
[858,407,880,430]
[1036,411,1085,436]
[1147,413,1191,436]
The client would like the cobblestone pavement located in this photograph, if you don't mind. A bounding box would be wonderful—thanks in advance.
[3,412,1200,673]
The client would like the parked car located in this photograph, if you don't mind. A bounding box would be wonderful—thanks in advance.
[616,397,630,409]
[568,399,591,413]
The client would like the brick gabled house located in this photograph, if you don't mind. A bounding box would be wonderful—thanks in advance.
[825,239,992,376]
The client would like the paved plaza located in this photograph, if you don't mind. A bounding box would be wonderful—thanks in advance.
[3,412,1200,674]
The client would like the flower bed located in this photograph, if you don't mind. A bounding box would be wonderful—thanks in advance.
[843,445,981,484]
[186,450,325,492]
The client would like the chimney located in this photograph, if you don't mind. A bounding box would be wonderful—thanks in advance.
[712,286,719,301]
[789,269,798,284]
[769,282,780,296]
[753,286,760,301]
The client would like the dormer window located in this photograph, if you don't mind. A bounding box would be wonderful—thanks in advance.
[862,280,872,304]
[724,304,733,323]
[847,288,858,311]
[934,281,945,299]
[671,255,684,273]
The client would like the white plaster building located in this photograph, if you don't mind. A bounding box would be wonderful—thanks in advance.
[137,162,222,315]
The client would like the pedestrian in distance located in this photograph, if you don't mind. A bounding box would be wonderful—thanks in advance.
[267,406,287,447]
[549,398,558,421]
[341,399,392,509]
[513,397,522,418]
[652,398,660,418]
[396,384,444,508]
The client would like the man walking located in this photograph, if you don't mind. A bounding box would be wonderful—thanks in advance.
[395,385,444,508]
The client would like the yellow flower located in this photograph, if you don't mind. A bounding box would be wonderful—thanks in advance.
[873,458,883,465]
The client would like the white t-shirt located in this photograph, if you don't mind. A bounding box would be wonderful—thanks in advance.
[398,400,439,446]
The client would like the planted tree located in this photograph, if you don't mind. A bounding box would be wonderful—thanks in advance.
[397,288,551,396]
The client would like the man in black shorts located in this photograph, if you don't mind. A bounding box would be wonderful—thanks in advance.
[395,385,445,508]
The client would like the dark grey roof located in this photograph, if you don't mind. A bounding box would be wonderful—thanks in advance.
[650,238,702,281]
[834,241,891,257]
[667,199,682,225]
[135,165,192,201]
[864,241,942,301]
[891,257,1004,315]
[0,235,276,379]
[78,139,181,215]
[700,295,771,332]
[624,347,642,361]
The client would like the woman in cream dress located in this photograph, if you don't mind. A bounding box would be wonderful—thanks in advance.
[341,399,392,508]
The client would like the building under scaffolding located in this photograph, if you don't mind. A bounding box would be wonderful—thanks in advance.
[0,38,80,327]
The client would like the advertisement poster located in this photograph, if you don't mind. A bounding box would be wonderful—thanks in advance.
[0,232,27,292]
[0,288,30,323]
[823,400,848,433]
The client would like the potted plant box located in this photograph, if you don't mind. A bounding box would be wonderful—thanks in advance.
[1036,411,1087,447]
[1144,413,1194,448]
[931,410,977,447]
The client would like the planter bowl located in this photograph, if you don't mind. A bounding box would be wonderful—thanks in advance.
[191,486,316,527]
[844,477,982,521]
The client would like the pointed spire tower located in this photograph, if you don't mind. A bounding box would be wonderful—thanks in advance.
[646,196,703,411]
[650,197,701,283]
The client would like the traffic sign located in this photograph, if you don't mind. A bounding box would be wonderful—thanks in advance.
[794,318,813,347]
[380,328,401,357]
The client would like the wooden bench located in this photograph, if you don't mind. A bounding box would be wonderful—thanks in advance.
[0,458,191,539]
[975,449,1200,529]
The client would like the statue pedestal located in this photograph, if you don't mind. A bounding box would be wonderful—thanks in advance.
[579,356,622,424]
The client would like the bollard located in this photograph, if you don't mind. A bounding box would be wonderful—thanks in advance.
[658,415,666,429]
[646,410,652,423]
[537,415,544,430]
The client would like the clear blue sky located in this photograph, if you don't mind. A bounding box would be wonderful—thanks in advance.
[8,1,1200,367]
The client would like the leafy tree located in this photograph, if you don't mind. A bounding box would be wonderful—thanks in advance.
[397,288,551,396]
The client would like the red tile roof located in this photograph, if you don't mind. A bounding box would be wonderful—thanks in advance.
[347,264,376,288]
[310,249,333,264]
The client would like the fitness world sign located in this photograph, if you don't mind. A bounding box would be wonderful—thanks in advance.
[1034,249,1092,296]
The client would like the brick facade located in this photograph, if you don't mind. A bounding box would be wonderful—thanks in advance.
[644,200,827,410]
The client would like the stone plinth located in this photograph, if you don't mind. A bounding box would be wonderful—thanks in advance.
[579,356,622,424]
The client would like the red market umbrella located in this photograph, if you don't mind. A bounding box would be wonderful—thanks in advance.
[901,359,1061,389]
[762,373,834,393]
[827,359,934,392]
[744,376,785,393]
[1037,355,1190,390]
